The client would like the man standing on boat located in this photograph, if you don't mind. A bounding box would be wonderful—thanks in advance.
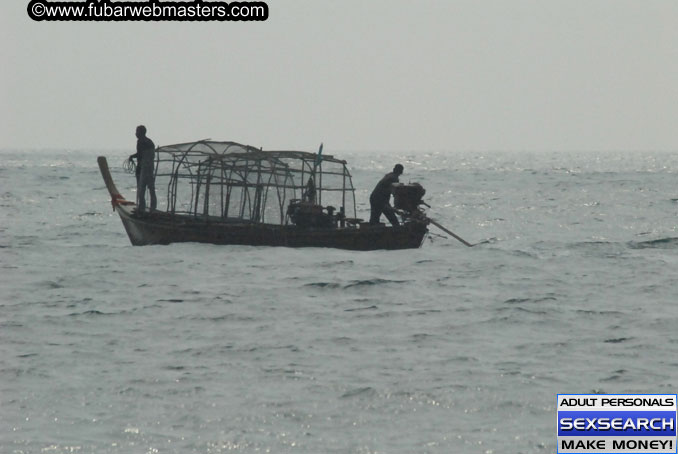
[129,125,157,213]
[369,164,403,226]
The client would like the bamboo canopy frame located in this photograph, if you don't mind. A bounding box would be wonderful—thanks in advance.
[151,140,357,225]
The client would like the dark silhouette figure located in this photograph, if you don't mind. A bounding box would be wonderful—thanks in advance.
[369,164,403,226]
[129,125,157,212]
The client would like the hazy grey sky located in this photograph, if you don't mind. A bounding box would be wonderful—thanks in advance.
[2,0,678,152]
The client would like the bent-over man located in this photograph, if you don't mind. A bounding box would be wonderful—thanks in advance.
[369,164,403,226]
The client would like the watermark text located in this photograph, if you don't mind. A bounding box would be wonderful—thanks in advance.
[27,0,269,22]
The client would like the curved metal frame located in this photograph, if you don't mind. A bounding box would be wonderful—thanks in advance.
[153,141,356,225]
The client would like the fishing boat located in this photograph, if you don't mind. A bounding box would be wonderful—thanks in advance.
[98,140,430,250]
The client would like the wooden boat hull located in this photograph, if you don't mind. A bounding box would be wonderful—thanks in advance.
[117,204,428,250]
[99,157,428,250]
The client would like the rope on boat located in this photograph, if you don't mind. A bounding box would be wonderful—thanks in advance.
[110,193,134,211]
[123,157,136,174]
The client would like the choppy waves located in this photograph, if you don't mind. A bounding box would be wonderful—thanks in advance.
[2,150,678,453]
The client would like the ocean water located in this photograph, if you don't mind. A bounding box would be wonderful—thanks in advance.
[2,149,678,453]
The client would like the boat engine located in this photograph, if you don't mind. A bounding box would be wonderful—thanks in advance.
[392,183,427,216]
